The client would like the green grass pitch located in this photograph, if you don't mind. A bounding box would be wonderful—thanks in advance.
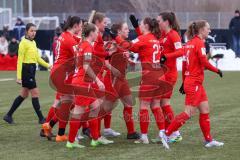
[0,71,239,160]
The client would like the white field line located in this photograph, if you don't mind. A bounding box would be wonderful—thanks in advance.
[0,78,15,82]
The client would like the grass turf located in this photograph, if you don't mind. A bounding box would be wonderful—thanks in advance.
[0,71,239,160]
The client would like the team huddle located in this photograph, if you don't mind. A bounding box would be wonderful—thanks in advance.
[4,11,224,149]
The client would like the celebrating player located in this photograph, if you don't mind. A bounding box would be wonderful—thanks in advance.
[165,20,224,148]
[42,16,82,142]
[3,23,51,124]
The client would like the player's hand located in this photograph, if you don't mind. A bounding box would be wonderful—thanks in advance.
[179,83,185,94]
[217,69,223,78]
[129,14,139,28]
[104,28,117,39]
[96,79,105,91]
[48,65,52,70]
[160,55,167,64]
[16,79,22,85]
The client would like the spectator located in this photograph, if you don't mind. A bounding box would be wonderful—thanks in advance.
[229,9,240,58]
[13,17,26,41]
[0,35,8,56]
[2,25,10,41]
[8,37,19,57]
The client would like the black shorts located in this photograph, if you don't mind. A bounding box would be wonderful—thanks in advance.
[21,63,37,89]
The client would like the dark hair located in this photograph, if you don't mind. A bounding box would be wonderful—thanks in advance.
[92,12,105,24]
[111,22,124,34]
[26,23,36,31]
[186,20,207,40]
[63,16,81,31]
[159,12,180,33]
[82,23,96,37]
[235,9,240,14]
[143,17,161,39]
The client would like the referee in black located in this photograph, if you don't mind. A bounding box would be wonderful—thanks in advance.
[3,23,51,124]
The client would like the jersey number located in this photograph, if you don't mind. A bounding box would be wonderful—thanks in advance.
[153,44,160,63]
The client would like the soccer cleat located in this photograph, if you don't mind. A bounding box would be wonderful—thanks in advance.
[42,123,52,140]
[3,114,14,124]
[103,128,121,137]
[90,139,101,147]
[159,131,170,149]
[82,128,91,138]
[97,136,114,145]
[66,141,85,149]
[205,140,224,148]
[127,132,141,139]
[134,137,149,144]
[56,135,68,142]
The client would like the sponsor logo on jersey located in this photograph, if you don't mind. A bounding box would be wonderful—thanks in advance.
[174,42,182,49]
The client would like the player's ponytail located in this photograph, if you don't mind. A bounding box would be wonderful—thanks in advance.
[63,16,81,31]
[144,17,161,39]
[186,20,207,40]
[159,11,180,33]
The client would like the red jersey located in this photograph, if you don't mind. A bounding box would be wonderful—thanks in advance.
[182,36,218,84]
[160,29,183,81]
[53,31,78,68]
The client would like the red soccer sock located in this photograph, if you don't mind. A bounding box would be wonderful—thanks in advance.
[151,107,165,131]
[89,118,99,140]
[166,112,190,136]
[68,118,81,143]
[162,105,175,129]
[45,106,55,123]
[139,109,150,134]
[199,113,212,142]
[123,106,135,134]
[104,113,112,129]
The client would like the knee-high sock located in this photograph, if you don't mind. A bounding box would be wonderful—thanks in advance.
[68,118,81,143]
[166,112,190,136]
[199,113,212,142]
[104,113,112,129]
[151,107,165,131]
[123,106,135,134]
[139,109,150,134]
[45,106,55,123]
[162,105,175,129]
[7,95,25,116]
[89,118,99,140]
[32,97,44,120]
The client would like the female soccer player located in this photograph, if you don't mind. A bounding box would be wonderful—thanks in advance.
[66,23,105,148]
[103,22,140,139]
[165,20,224,148]
[157,12,183,142]
[3,23,51,124]
[109,17,170,149]
[42,16,82,142]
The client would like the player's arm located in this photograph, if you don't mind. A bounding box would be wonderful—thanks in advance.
[115,36,143,53]
[129,15,142,36]
[197,42,222,77]
[105,58,121,78]
[164,34,184,59]
[16,41,25,82]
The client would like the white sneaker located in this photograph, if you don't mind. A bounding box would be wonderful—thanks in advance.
[98,136,114,145]
[205,140,224,148]
[103,128,121,137]
[134,136,149,144]
[159,131,170,149]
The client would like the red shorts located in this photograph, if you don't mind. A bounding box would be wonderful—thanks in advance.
[104,75,131,101]
[139,75,172,101]
[161,76,177,99]
[184,82,208,106]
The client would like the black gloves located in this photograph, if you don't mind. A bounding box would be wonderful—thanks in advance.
[129,14,139,28]
[179,83,185,94]
[160,55,167,64]
[104,28,117,39]
[217,69,223,78]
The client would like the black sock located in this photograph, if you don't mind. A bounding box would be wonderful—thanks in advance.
[32,97,44,120]
[49,119,57,128]
[7,96,25,116]
[58,128,65,136]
